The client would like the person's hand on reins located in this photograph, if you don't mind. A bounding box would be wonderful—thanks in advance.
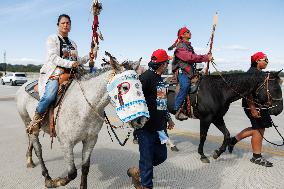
[72,61,80,68]
[167,119,175,130]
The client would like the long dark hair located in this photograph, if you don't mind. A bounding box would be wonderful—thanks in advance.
[251,61,257,68]
[57,14,71,26]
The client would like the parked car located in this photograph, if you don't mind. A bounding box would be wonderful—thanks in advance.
[1,72,28,86]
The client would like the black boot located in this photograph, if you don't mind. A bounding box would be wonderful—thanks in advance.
[228,137,238,153]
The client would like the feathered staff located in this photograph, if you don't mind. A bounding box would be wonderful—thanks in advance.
[89,0,104,72]
[205,12,218,75]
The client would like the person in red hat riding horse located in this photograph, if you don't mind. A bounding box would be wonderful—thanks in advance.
[169,27,213,120]
[127,49,175,189]
[228,52,273,167]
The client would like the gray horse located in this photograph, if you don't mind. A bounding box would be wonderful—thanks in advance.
[16,52,145,188]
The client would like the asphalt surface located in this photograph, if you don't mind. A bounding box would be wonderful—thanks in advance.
[0,84,284,189]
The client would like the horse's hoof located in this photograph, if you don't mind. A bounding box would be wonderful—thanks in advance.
[45,178,55,188]
[200,157,210,163]
[45,177,69,188]
[213,150,224,159]
[170,146,179,152]
[213,150,220,159]
[27,162,36,168]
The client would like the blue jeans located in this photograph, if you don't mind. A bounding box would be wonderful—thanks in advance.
[137,129,167,188]
[174,72,191,110]
[36,79,59,114]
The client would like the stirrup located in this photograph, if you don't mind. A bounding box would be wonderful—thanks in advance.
[250,157,273,167]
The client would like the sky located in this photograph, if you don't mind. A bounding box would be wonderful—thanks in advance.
[0,0,284,71]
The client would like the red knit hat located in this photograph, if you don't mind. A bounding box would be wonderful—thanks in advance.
[151,49,171,63]
[251,52,267,63]
[168,27,190,51]
[178,27,190,39]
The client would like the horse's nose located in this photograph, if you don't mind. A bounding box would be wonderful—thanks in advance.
[130,116,148,129]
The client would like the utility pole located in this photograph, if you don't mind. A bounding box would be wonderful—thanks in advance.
[3,50,6,75]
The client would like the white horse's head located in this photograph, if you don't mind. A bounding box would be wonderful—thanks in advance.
[104,52,148,129]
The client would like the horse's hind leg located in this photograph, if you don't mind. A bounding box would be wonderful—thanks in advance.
[198,120,211,163]
[29,134,51,180]
[26,142,35,168]
[80,136,98,189]
[212,117,230,159]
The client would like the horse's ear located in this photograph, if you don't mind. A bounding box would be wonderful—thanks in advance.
[276,69,283,76]
[132,57,142,72]
[105,51,121,72]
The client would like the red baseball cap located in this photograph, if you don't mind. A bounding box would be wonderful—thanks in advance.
[151,49,171,63]
[251,52,267,63]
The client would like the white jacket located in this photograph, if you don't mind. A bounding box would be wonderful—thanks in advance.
[38,34,88,97]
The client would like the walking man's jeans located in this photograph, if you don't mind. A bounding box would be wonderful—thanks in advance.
[36,79,59,114]
[137,129,167,188]
[174,72,191,110]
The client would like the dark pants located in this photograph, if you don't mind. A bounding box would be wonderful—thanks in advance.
[137,129,167,188]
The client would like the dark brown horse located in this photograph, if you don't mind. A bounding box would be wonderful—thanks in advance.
[167,71,283,163]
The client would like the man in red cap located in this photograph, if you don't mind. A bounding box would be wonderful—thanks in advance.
[170,27,213,120]
[127,49,175,189]
[228,52,273,167]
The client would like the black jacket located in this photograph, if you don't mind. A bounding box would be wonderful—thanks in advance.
[139,69,169,132]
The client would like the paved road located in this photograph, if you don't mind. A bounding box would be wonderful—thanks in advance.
[0,85,284,189]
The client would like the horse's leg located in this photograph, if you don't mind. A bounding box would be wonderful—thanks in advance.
[212,117,230,159]
[29,134,51,180]
[26,141,36,168]
[80,136,98,189]
[198,119,211,163]
[45,143,77,188]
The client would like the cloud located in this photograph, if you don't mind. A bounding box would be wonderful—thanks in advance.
[192,44,249,54]
[0,0,81,24]
[210,56,284,71]
[0,0,43,16]
[220,45,249,51]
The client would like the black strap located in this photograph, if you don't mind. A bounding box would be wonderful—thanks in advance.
[104,111,131,146]
[58,36,72,58]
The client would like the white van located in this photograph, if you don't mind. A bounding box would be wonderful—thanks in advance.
[1,72,28,86]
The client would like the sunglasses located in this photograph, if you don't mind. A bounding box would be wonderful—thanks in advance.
[259,58,269,63]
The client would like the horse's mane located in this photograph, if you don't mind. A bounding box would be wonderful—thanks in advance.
[74,67,113,81]
[204,72,264,90]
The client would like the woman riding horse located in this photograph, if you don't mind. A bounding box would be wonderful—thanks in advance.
[27,14,93,135]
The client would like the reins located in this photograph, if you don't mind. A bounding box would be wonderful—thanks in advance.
[210,61,275,109]
[210,61,284,146]
[72,67,132,146]
[258,120,284,147]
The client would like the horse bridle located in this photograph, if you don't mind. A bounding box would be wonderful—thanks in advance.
[255,73,283,109]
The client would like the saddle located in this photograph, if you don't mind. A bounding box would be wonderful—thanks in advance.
[25,78,73,137]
